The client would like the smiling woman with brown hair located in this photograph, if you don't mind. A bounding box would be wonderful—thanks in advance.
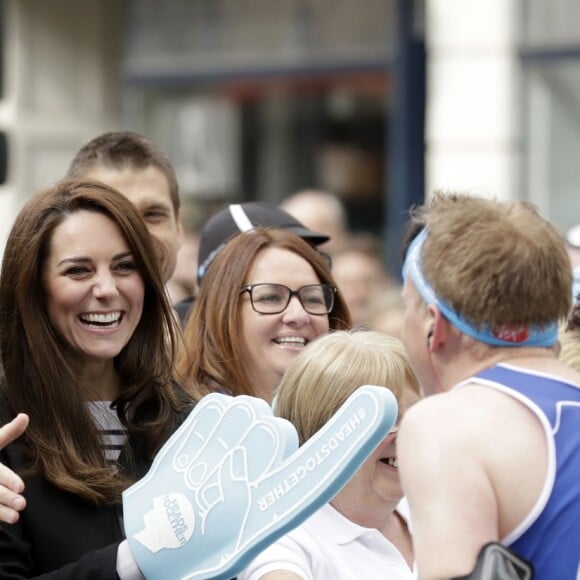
[0,179,193,577]
[177,227,352,403]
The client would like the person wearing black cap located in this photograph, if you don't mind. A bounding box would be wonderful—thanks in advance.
[173,202,330,324]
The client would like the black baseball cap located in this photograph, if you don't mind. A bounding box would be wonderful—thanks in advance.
[197,202,330,282]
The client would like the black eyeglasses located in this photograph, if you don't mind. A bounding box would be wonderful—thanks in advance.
[240,283,337,315]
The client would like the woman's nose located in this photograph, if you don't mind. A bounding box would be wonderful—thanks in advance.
[282,295,310,324]
[92,272,119,298]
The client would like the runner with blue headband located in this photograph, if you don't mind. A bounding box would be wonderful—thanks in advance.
[402,227,559,348]
[397,192,579,580]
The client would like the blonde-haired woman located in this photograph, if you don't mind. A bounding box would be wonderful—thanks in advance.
[240,330,421,580]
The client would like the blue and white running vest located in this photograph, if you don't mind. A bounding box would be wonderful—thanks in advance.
[467,364,580,579]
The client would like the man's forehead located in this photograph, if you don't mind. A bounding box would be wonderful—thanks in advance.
[82,165,174,211]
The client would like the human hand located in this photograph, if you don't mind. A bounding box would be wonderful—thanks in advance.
[0,413,29,523]
[123,385,397,580]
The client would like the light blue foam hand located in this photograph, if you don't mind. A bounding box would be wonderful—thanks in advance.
[123,385,397,580]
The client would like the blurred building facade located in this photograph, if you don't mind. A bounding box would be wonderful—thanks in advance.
[0,0,579,272]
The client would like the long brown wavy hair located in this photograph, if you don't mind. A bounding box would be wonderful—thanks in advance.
[177,228,352,400]
[0,179,189,504]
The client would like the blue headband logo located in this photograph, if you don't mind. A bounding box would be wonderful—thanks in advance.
[402,228,558,348]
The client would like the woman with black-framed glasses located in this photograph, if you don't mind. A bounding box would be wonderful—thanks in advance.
[240,283,337,316]
[177,228,352,403]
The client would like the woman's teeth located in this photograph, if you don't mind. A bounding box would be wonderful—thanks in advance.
[274,336,306,347]
[79,311,122,326]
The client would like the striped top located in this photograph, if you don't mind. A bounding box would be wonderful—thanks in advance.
[87,401,128,465]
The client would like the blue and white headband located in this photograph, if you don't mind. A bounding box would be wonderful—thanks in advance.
[402,228,558,347]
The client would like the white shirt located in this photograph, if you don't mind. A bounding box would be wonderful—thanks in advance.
[239,502,416,580]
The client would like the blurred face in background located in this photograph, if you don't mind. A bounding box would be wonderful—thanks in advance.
[332,249,390,326]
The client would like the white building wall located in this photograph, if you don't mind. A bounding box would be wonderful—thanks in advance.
[0,0,121,259]
[426,0,519,201]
